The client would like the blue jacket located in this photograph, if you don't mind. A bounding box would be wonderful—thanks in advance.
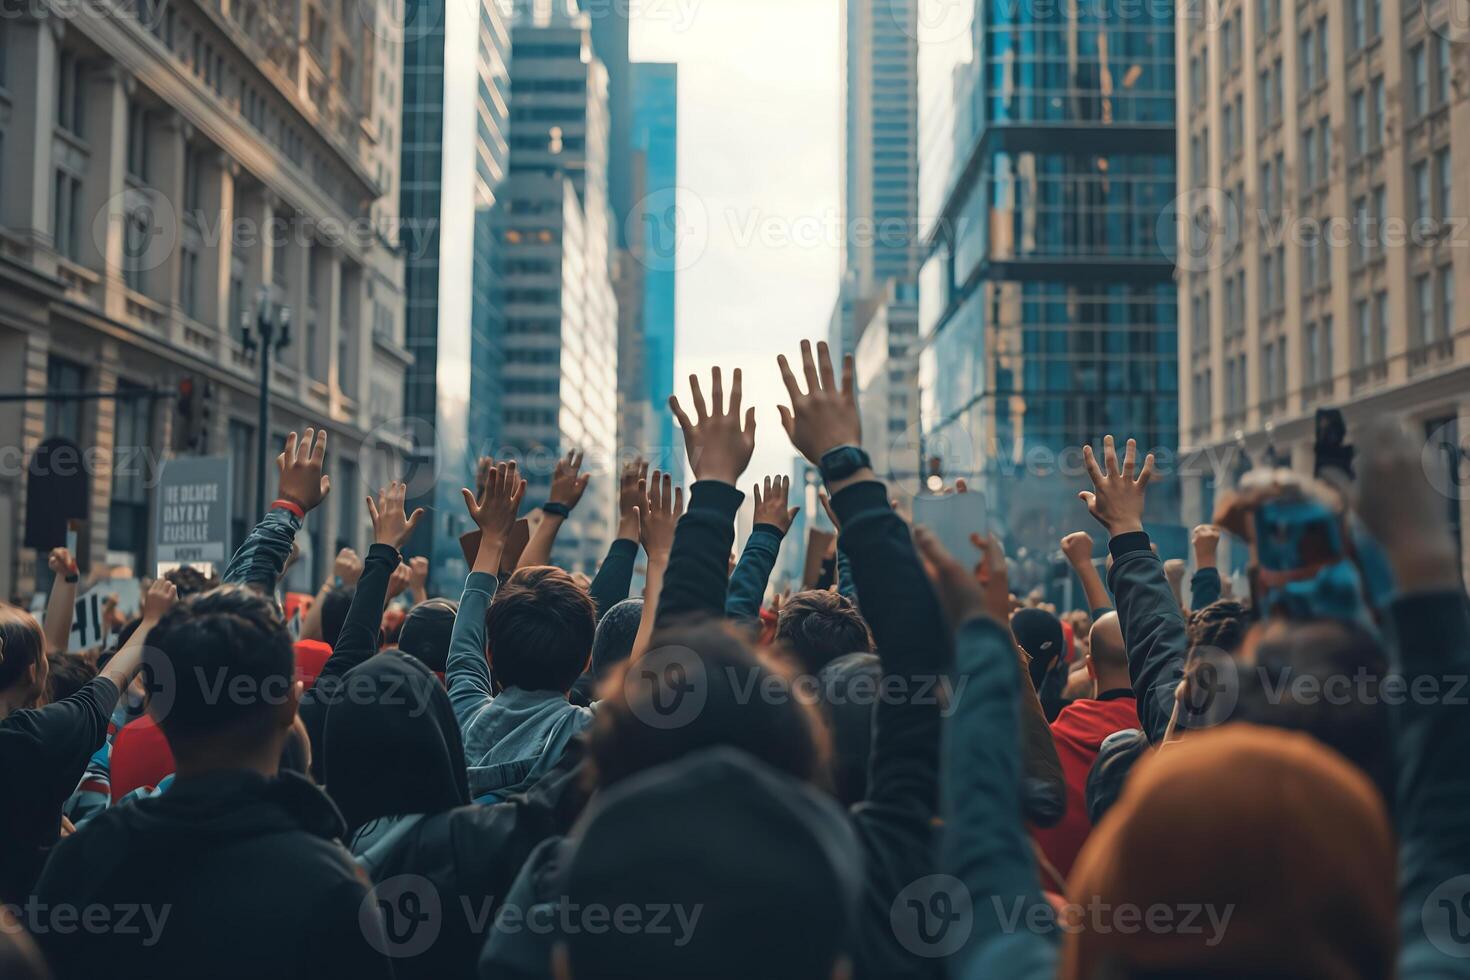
[446,571,595,802]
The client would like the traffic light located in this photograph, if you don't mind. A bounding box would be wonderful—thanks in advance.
[175,376,213,453]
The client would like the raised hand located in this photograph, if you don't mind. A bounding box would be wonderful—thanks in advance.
[366,482,426,550]
[276,429,332,513]
[407,556,429,596]
[753,475,800,534]
[1060,531,1095,567]
[669,367,756,485]
[915,528,1009,627]
[777,339,862,465]
[1191,524,1221,568]
[1357,418,1459,591]
[386,563,412,604]
[48,547,78,578]
[461,460,526,543]
[641,469,685,560]
[1079,435,1156,537]
[617,457,648,540]
[549,450,591,509]
[140,578,178,625]
[333,547,363,586]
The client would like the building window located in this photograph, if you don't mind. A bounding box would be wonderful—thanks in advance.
[1441,265,1456,339]
[46,358,87,440]
[1299,30,1314,90]
[1418,274,1435,346]
[1355,299,1373,365]
[53,170,84,262]
[1412,45,1429,117]
[1350,0,1366,49]
[1351,90,1367,156]
[228,420,255,551]
[1415,161,1432,224]
[1305,321,1321,383]
[56,50,86,137]
[1438,35,1453,106]
[123,210,150,293]
[1374,290,1389,361]
[180,244,200,318]
[1371,185,1387,258]
[1352,196,1369,266]
[108,384,152,572]
[1437,147,1453,222]
[126,102,150,182]
[1370,77,1387,147]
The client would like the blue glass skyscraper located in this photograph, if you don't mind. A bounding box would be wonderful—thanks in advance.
[631,62,680,481]
[917,0,1179,571]
[400,0,513,588]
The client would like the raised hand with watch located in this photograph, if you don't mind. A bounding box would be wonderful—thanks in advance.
[777,339,874,493]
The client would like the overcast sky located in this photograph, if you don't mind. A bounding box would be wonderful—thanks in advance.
[632,0,842,491]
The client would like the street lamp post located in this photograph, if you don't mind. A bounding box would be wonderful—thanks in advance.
[241,285,292,519]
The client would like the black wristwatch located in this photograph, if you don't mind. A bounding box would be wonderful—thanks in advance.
[542,501,572,519]
[818,445,872,483]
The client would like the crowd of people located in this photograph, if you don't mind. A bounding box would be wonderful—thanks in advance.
[1,339,1468,979]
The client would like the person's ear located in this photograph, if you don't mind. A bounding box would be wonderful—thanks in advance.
[1085,652,1098,682]
[551,943,572,980]
[276,679,303,732]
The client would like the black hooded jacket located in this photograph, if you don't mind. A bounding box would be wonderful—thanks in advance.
[324,651,591,980]
[31,769,391,980]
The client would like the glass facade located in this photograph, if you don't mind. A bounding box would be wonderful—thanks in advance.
[631,63,680,481]
[400,0,513,588]
[918,0,1179,581]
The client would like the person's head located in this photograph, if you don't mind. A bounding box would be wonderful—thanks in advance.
[1187,598,1252,656]
[396,598,458,674]
[589,619,830,793]
[163,564,220,599]
[319,587,355,648]
[1085,612,1129,696]
[1011,607,1064,690]
[485,567,596,693]
[1231,616,1394,800]
[1064,725,1395,979]
[774,590,872,676]
[323,653,468,833]
[146,586,300,775]
[46,651,98,703]
[555,748,860,980]
[0,604,48,712]
[1083,727,1147,824]
[590,598,642,680]
[817,653,880,806]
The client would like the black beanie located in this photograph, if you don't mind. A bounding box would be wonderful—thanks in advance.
[1085,727,1149,824]
[397,598,458,674]
[1011,607,1065,689]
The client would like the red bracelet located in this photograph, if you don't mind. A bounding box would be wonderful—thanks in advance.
[271,498,306,518]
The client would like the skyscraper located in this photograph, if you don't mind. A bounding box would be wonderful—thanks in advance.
[832,0,920,357]
[1178,0,1469,577]
[400,0,514,587]
[917,0,1180,571]
[631,61,681,481]
[499,0,619,574]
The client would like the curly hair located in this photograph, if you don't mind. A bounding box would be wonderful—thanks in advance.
[1187,599,1253,655]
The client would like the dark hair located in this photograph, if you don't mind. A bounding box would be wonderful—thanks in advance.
[1188,599,1253,655]
[46,652,98,703]
[818,652,881,806]
[590,597,643,679]
[146,585,295,741]
[775,590,872,675]
[589,619,830,792]
[0,605,46,694]
[397,599,458,674]
[319,587,355,648]
[485,566,595,693]
[163,564,220,599]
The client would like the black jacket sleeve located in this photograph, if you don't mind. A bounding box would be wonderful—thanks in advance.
[588,538,638,620]
[654,481,744,626]
[725,524,785,625]
[1190,566,1223,609]
[1106,531,1190,744]
[300,542,400,778]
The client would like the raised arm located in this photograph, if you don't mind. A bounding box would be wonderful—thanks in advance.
[1079,436,1189,745]
[223,429,331,592]
[656,367,755,625]
[446,461,525,722]
[1189,524,1223,609]
[587,459,646,618]
[300,548,362,642]
[42,547,80,654]
[99,579,178,695]
[519,450,589,569]
[1061,531,1112,616]
[1353,421,1470,979]
[921,532,1057,979]
[726,475,797,624]
[630,470,682,661]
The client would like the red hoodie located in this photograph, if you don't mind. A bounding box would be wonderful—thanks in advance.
[1030,691,1140,881]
